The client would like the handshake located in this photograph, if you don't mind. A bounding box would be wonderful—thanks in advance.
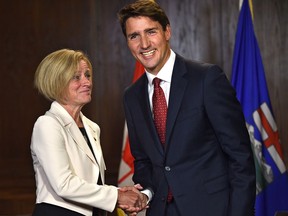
[117,184,149,215]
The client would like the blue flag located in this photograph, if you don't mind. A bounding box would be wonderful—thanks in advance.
[231,0,288,215]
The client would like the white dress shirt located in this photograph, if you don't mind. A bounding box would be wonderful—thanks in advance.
[146,49,176,111]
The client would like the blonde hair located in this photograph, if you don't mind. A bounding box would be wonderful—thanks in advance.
[34,49,92,102]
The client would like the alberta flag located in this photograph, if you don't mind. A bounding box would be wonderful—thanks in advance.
[231,0,288,215]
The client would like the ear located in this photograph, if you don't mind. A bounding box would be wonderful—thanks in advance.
[165,24,171,41]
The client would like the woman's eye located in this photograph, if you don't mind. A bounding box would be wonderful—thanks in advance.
[72,75,81,80]
[85,73,91,79]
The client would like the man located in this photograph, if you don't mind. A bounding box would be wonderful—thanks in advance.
[118,1,256,215]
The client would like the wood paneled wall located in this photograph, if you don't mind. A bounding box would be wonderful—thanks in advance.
[0,0,287,215]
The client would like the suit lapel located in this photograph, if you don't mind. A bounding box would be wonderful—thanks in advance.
[133,57,188,154]
[166,56,188,148]
[68,123,97,164]
[136,75,165,154]
[48,102,97,165]
[82,115,106,183]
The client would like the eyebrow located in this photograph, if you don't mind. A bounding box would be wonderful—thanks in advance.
[75,69,91,74]
[127,31,139,38]
[127,27,159,38]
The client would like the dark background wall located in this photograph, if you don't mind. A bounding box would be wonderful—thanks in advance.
[0,0,287,215]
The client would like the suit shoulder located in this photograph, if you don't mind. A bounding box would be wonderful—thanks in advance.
[174,56,224,83]
[32,114,63,137]
[177,55,222,74]
[124,73,147,95]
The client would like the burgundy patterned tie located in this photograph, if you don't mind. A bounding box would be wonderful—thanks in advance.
[152,78,167,145]
[152,78,173,203]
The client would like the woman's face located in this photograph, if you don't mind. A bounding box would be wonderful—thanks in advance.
[64,60,92,107]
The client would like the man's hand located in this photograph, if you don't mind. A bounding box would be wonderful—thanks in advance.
[117,185,148,215]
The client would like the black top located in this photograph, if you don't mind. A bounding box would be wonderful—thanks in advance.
[79,127,103,186]
[79,127,96,159]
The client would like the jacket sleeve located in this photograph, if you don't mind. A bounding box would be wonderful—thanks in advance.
[203,65,256,216]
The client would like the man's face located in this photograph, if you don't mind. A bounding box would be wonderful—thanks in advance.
[125,16,171,75]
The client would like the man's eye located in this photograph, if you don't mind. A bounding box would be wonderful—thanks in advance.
[129,34,138,40]
[148,30,156,35]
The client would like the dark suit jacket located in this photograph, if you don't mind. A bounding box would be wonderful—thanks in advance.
[124,54,256,216]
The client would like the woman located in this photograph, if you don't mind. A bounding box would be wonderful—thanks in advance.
[31,49,143,216]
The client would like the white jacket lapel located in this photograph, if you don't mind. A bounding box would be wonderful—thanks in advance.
[48,101,97,165]
[82,114,106,183]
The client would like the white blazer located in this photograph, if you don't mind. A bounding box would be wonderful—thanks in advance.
[31,101,118,215]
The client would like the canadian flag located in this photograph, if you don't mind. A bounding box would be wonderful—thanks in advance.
[118,61,145,187]
[117,61,145,216]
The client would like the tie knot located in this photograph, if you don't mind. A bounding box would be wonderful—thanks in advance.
[153,78,161,87]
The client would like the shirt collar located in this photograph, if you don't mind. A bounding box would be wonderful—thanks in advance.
[146,49,176,85]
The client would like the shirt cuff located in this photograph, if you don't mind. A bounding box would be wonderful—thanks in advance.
[141,188,153,203]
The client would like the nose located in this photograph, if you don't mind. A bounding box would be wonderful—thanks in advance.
[81,76,91,85]
[140,35,150,49]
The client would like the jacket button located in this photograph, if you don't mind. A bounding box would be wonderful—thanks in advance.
[165,166,171,171]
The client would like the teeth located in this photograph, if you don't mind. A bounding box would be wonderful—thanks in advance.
[143,50,155,56]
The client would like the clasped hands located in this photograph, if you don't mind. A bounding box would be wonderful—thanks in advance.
[117,184,148,215]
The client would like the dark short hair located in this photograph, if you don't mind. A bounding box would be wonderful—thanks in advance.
[117,0,170,37]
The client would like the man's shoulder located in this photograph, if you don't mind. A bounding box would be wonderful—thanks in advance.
[175,54,216,71]
[125,73,147,93]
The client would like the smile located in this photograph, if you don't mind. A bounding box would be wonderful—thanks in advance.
[142,49,156,57]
